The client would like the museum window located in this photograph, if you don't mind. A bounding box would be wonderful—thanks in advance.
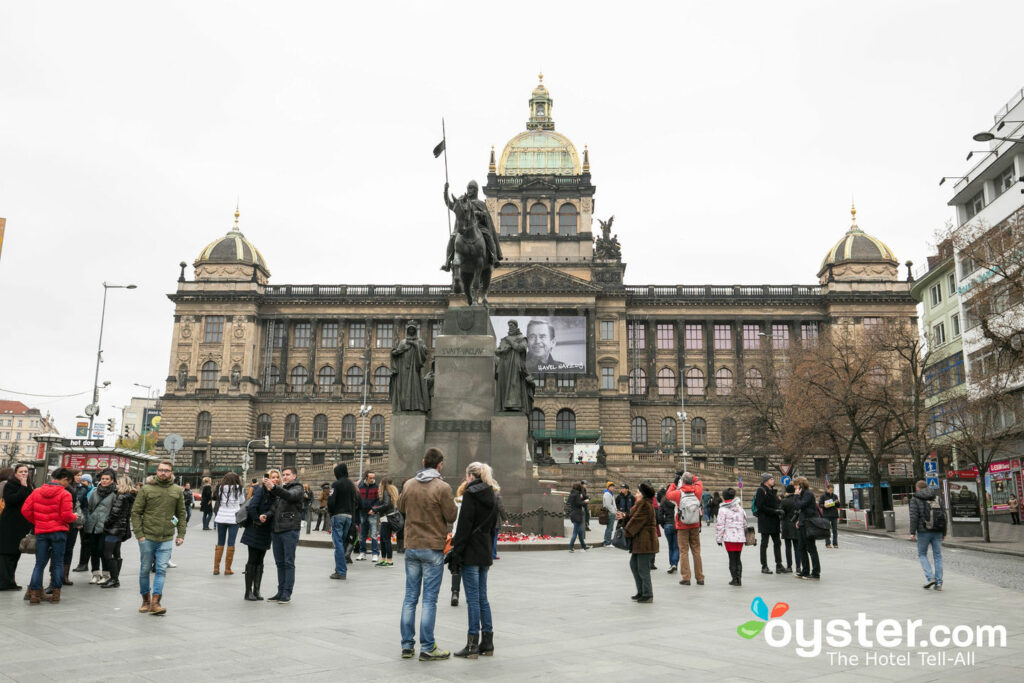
[556,375,575,389]
[201,361,219,389]
[713,324,732,350]
[685,367,705,396]
[716,367,734,395]
[745,367,763,389]
[285,414,300,441]
[723,456,737,468]
[743,324,762,350]
[313,414,328,441]
[253,452,268,472]
[345,366,364,392]
[529,203,548,235]
[657,368,675,395]
[192,450,207,468]
[290,365,308,391]
[265,364,280,389]
[272,322,286,348]
[431,321,443,346]
[282,453,296,470]
[320,322,339,348]
[862,317,882,332]
[801,322,819,345]
[600,320,614,340]
[753,456,768,472]
[656,323,675,349]
[376,322,394,349]
[370,415,385,441]
[293,323,311,348]
[557,203,577,235]
[374,366,391,393]
[750,419,767,444]
[349,322,366,347]
[814,459,828,478]
[684,324,703,350]
[556,409,575,434]
[341,414,357,440]
[499,204,519,236]
[256,414,272,439]
[627,322,645,349]
[530,409,545,433]
[629,368,647,395]
[317,365,335,392]
[195,411,211,439]
[721,417,737,448]
[691,417,707,446]
[204,316,225,343]
[661,417,676,446]
[631,416,648,445]
[771,324,789,350]
[311,453,325,467]
[601,366,615,389]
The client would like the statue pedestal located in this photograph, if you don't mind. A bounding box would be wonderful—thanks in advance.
[389,413,426,476]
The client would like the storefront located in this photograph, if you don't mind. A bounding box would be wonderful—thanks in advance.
[984,458,1022,516]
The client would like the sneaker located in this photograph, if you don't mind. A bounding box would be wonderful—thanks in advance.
[809,575,821,580]
[637,596,653,603]
[357,552,366,561]
[267,593,283,601]
[568,548,575,553]
[923,580,936,590]
[795,574,809,580]
[761,567,773,574]
[419,645,450,661]
[581,547,588,552]
[375,560,388,567]
[679,580,691,586]
[330,573,347,580]
[825,544,832,549]
[696,580,704,585]
[277,596,291,604]
[934,584,943,591]
[667,566,677,574]
[401,648,415,659]
[167,561,177,568]
[371,554,379,563]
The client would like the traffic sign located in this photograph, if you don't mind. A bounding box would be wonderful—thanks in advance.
[779,464,792,476]
[737,475,743,489]
[163,433,183,453]
[924,459,938,474]
[926,476,940,489]
[781,475,792,487]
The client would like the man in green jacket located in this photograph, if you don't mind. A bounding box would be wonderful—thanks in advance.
[131,460,186,615]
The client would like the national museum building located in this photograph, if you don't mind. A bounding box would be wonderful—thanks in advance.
[158,77,916,482]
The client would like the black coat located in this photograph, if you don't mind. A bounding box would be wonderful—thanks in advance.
[615,492,635,514]
[452,478,497,568]
[328,463,359,517]
[754,484,782,534]
[102,491,136,541]
[819,492,840,519]
[269,481,304,533]
[241,485,274,550]
[0,478,33,554]
[200,485,213,512]
[794,489,821,525]
[568,490,588,524]
[780,494,799,540]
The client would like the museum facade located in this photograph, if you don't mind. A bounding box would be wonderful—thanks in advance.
[157,77,917,483]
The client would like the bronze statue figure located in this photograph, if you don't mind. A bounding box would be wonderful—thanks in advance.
[594,214,622,260]
[443,180,502,305]
[495,320,536,415]
[390,321,429,413]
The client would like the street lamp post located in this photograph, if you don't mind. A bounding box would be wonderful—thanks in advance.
[357,349,371,481]
[243,436,270,484]
[87,282,137,434]
[676,379,687,472]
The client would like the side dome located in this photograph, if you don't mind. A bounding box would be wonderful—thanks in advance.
[193,209,270,282]
[498,130,581,175]
[818,205,897,282]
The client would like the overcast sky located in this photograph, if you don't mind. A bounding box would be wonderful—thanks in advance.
[2,0,1022,437]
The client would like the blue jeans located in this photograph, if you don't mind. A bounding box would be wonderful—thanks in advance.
[492,530,499,559]
[569,522,587,549]
[331,514,353,575]
[462,565,493,635]
[138,539,173,595]
[827,517,838,546]
[216,523,239,546]
[272,530,299,598]
[663,524,679,567]
[202,510,213,530]
[604,518,615,545]
[400,548,445,650]
[185,505,192,523]
[30,532,67,590]
[358,511,379,554]
[916,531,943,585]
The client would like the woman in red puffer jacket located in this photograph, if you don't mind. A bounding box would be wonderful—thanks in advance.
[21,468,79,603]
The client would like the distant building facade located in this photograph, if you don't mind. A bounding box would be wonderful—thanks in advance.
[0,400,56,466]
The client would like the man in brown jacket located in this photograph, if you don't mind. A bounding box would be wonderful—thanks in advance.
[397,448,458,661]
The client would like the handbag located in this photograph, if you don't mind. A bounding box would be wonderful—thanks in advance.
[744,526,758,546]
[611,526,632,551]
[387,510,405,532]
[19,533,36,554]
[598,508,609,525]
[806,516,830,540]
[235,498,252,526]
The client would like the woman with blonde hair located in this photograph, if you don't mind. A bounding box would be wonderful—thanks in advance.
[99,476,136,588]
[452,462,500,659]
[241,469,279,600]
[374,477,400,567]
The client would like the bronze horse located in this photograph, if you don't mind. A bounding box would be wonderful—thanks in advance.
[451,198,492,306]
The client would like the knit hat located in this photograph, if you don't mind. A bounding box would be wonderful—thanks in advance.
[761,472,773,484]
[606,481,615,489]
[785,484,796,494]
[81,473,93,484]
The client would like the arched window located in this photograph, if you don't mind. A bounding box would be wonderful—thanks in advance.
[530,409,545,432]
[201,361,219,389]
[691,417,707,446]
[265,364,279,389]
[556,409,575,433]
[685,368,705,396]
[721,417,736,447]
[557,203,577,235]
[629,368,647,395]
[285,414,300,441]
[745,367,763,389]
[317,365,336,392]
[661,417,677,446]
[290,365,308,391]
[256,414,271,439]
[370,415,385,441]
[195,411,211,439]
[313,414,328,441]
[716,367,734,395]
[529,203,548,235]
[657,368,676,396]
[341,414,356,440]
[345,366,364,392]
[373,366,391,393]
[499,204,519,236]
[631,416,648,444]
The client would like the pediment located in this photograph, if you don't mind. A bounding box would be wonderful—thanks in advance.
[490,264,603,293]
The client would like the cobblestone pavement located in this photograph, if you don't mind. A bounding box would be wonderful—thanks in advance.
[1,521,1022,682]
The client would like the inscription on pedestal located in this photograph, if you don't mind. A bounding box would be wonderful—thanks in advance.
[426,419,491,433]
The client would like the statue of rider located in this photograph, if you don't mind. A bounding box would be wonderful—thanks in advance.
[442,180,502,271]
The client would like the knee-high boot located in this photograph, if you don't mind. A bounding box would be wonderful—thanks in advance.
[213,545,224,575]
[224,547,235,575]
[252,563,264,600]
[244,562,258,601]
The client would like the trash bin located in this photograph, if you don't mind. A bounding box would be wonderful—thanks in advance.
[883,510,895,532]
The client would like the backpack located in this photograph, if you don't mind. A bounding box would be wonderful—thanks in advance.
[923,497,947,532]
[751,491,759,517]
[677,491,701,526]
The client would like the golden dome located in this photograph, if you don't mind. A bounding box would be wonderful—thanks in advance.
[818,204,897,277]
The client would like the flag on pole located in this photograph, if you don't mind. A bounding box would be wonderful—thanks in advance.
[432,139,446,158]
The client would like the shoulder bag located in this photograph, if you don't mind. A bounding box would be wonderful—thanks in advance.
[611,525,632,551]
[744,526,758,546]
[387,509,405,532]
[806,516,830,540]
[19,533,36,554]
[235,496,253,527]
